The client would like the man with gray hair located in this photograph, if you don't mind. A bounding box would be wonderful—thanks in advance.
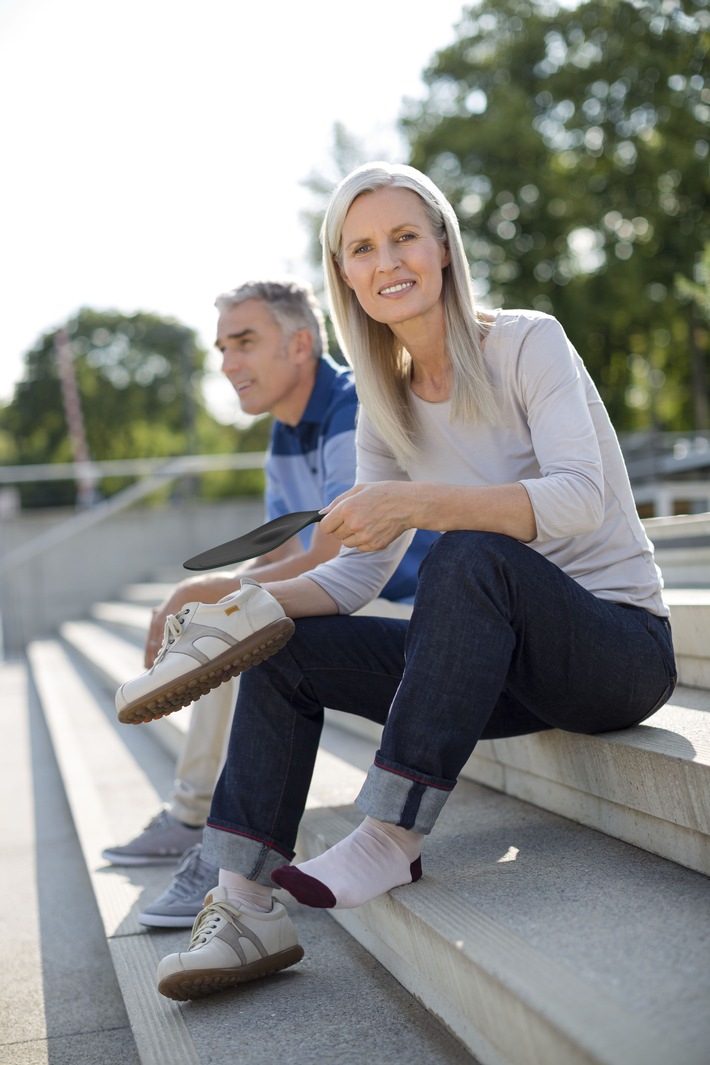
[102,277,437,926]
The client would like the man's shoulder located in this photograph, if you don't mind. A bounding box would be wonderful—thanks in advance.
[268,360,357,460]
[304,356,357,432]
[318,356,357,403]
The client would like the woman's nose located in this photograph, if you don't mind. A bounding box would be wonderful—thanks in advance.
[376,243,400,272]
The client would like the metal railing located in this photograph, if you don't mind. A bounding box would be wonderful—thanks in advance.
[0,453,266,578]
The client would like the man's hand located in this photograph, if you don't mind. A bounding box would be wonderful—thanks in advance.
[144,574,239,667]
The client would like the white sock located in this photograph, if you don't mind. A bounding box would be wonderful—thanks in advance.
[218,869,273,912]
[273,817,424,909]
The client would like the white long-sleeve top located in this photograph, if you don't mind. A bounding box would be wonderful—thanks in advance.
[305,309,668,618]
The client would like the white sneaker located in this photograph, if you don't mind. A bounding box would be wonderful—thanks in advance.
[116,578,294,725]
[157,886,304,1000]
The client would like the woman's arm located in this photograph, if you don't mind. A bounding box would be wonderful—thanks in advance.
[261,574,341,618]
[319,479,536,551]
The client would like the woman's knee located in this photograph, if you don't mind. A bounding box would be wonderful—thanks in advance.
[420,530,524,582]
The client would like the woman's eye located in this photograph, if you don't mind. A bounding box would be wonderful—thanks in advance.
[398,232,416,242]
[353,243,371,255]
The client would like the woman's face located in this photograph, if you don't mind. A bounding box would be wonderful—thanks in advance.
[338,186,450,332]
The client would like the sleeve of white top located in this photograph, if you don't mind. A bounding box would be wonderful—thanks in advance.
[304,409,415,614]
[516,318,605,542]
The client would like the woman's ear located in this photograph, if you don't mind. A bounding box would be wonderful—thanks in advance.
[335,255,354,290]
[442,243,451,269]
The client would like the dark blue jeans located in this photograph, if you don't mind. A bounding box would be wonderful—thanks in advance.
[202,532,677,884]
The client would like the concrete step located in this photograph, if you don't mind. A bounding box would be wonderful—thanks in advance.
[59,617,187,760]
[329,681,710,880]
[664,588,710,689]
[295,791,710,1065]
[63,600,710,880]
[118,583,176,608]
[25,637,710,1065]
[644,514,710,588]
[0,655,141,1065]
[27,589,710,1065]
[95,585,710,691]
[91,600,153,639]
[25,637,479,1065]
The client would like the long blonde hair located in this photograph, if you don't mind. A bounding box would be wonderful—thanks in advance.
[321,161,497,468]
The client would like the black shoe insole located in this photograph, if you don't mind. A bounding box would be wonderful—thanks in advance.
[183,510,323,570]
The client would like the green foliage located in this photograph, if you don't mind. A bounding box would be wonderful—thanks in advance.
[0,307,262,507]
[198,414,272,501]
[675,241,710,427]
[676,241,710,317]
[400,0,709,430]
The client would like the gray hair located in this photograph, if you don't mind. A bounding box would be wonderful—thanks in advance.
[320,161,497,467]
[215,278,328,360]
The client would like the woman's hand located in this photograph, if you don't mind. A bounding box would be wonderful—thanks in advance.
[319,482,417,551]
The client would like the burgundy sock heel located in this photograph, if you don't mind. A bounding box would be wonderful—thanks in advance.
[271,865,337,908]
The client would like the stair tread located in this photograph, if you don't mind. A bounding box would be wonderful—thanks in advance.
[61,613,710,879]
[25,601,710,1065]
[63,615,710,760]
[91,601,152,631]
[26,637,478,1065]
[298,800,710,1065]
[27,636,710,1064]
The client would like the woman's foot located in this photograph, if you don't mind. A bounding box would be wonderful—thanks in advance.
[271,817,424,909]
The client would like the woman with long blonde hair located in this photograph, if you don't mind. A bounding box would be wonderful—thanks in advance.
[145,162,676,1000]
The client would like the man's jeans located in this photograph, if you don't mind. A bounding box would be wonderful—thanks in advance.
[202,532,677,885]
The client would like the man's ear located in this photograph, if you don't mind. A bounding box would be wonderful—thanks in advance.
[288,327,315,364]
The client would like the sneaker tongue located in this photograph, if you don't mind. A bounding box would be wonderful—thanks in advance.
[204,885,229,906]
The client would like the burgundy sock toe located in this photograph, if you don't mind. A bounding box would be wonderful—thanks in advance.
[410,856,423,883]
[271,865,337,908]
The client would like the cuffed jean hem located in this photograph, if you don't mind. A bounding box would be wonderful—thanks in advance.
[201,822,295,887]
[355,756,455,834]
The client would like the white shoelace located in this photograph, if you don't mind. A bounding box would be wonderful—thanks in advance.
[151,608,189,669]
[189,900,241,949]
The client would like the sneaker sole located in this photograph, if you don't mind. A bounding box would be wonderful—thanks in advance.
[117,617,295,725]
[101,851,186,867]
[157,944,305,1000]
[138,910,201,928]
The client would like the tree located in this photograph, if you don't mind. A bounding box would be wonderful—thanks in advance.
[397,0,709,430]
[676,242,710,428]
[0,308,263,507]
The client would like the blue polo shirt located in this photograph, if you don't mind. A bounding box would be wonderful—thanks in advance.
[264,355,437,604]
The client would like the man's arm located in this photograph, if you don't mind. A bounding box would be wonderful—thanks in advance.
[143,523,341,666]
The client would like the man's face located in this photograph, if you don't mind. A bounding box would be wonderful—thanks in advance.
[216,299,306,420]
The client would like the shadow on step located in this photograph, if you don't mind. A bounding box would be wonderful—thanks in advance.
[27,676,142,1064]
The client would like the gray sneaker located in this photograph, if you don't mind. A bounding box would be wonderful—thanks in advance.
[138,844,219,928]
[102,808,203,866]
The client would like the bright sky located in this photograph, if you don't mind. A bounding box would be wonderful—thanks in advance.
[0,0,470,421]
